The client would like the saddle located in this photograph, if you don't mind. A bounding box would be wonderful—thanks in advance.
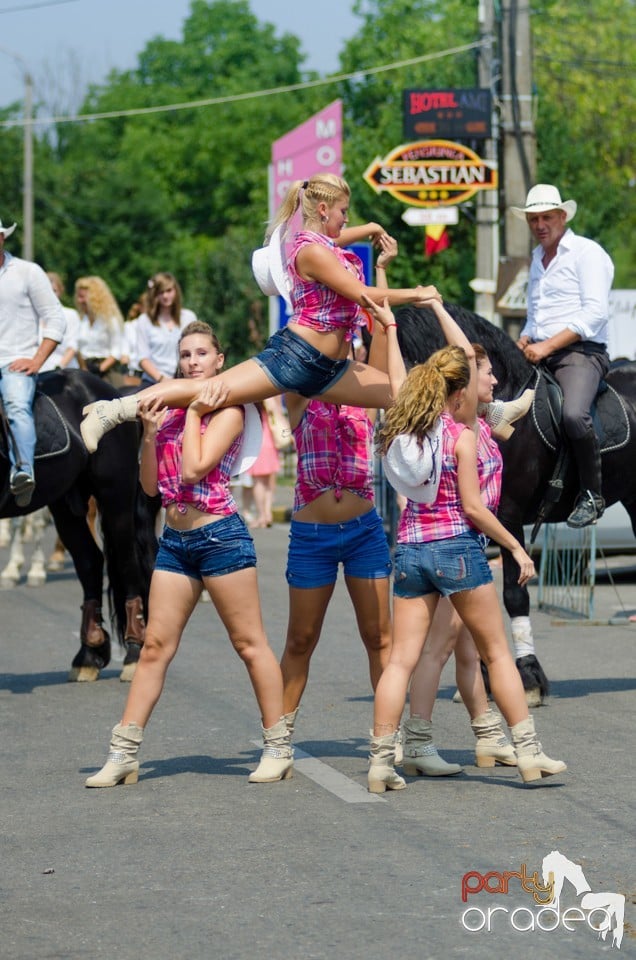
[0,382,71,467]
[527,366,630,542]
[530,366,630,454]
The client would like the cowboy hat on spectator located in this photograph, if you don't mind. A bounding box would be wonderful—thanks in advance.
[510,184,577,222]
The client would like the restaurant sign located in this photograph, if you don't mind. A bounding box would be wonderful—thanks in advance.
[363,139,498,208]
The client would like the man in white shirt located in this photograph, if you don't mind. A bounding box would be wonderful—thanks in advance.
[512,185,614,528]
[0,218,66,507]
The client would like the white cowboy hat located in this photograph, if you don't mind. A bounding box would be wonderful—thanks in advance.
[251,223,292,307]
[510,184,577,222]
[382,423,442,504]
[231,402,263,477]
[0,219,17,239]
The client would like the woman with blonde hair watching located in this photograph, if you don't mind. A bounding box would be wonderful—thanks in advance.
[75,276,124,388]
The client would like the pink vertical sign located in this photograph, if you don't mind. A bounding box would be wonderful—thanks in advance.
[270,100,343,215]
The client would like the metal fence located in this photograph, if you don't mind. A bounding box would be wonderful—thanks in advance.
[536,522,597,620]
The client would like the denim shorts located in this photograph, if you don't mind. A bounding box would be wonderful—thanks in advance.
[253,325,350,398]
[286,508,392,588]
[393,530,492,599]
[154,512,256,580]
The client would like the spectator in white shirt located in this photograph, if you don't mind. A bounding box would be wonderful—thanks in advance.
[0,217,65,507]
[136,272,197,386]
[512,184,614,528]
[75,276,124,388]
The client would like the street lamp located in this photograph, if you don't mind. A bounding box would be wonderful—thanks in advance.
[0,45,34,261]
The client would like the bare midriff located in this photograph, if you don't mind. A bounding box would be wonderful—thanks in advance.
[292,489,373,524]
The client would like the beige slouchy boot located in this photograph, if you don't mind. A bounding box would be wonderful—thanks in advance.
[80,395,139,453]
[368,732,407,794]
[283,708,299,738]
[401,717,462,777]
[471,709,517,767]
[511,716,567,783]
[85,722,144,787]
[248,718,294,783]
[480,389,535,440]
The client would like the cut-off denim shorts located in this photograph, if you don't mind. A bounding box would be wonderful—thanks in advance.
[393,530,492,599]
[286,508,392,589]
[154,512,256,581]
[253,325,350,397]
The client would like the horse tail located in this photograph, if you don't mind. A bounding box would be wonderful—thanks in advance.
[103,485,159,645]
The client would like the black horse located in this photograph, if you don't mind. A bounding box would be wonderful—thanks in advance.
[0,369,157,681]
[395,303,636,700]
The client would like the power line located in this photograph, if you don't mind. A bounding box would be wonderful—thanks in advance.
[0,39,486,129]
[0,0,79,13]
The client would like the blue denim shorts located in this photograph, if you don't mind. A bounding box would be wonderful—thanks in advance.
[393,530,492,599]
[286,508,392,588]
[154,513,256,580]
[253,325,350,397]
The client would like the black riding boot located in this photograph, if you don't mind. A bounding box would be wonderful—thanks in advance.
[567,428,605,528]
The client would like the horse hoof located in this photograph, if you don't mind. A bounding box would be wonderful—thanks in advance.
[525,687,543,708]
[0,576,19,590]
[68,666,100,682]
[119,661,137,682]
[27,573,47,587]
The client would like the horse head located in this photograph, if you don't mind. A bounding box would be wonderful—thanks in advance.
[396,302,534,401]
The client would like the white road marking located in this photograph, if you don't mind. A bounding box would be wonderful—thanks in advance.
[250,742,387,803]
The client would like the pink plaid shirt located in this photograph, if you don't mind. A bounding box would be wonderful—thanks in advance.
[288,231,365,341]
[293,401,375,512]
[397,413,502,544]
[155,409,240,516]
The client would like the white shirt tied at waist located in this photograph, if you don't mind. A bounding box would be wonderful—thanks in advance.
[0,252,66,366]
[520,228,614,346]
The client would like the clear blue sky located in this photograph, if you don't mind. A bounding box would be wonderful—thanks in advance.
[0,0,361,110]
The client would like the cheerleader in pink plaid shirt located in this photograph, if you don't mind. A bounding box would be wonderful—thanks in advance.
[80,173,441,453]
[363,296,566,792]
[85,322,292,789]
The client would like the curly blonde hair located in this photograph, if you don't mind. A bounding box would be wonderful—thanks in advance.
[265,173,350,243]
[74,276,124,332]
[376,346,470,455]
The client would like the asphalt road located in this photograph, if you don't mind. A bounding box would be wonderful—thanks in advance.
[0,519,634,959]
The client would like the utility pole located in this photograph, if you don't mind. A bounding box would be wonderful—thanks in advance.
[500,0,536,257]
[472,0,500,324]
[22,70,34,262]
[0,47,34,261]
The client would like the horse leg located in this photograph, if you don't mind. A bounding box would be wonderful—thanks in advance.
[49,499,111,682]
[1,518,25,588]
[119,595,146,682]
[26,507,49,587]
[499,519,550,707]
[93,482,150,682]
[0,517,11,548]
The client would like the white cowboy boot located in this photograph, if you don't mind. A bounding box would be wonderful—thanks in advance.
[85,723,144,787]
[470,709,517,767]
[481,389,535,440]
[368,731,407,794]
[401,717,462,777]
[510,716,567,783]
[80,395,139,453]
[248,718,294,783]
[283,707,299,738]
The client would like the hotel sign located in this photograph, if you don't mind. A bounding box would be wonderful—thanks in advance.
[363,140,498,208]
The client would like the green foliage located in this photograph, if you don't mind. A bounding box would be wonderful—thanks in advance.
[3,0,633,338]
[532,0,636,285]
